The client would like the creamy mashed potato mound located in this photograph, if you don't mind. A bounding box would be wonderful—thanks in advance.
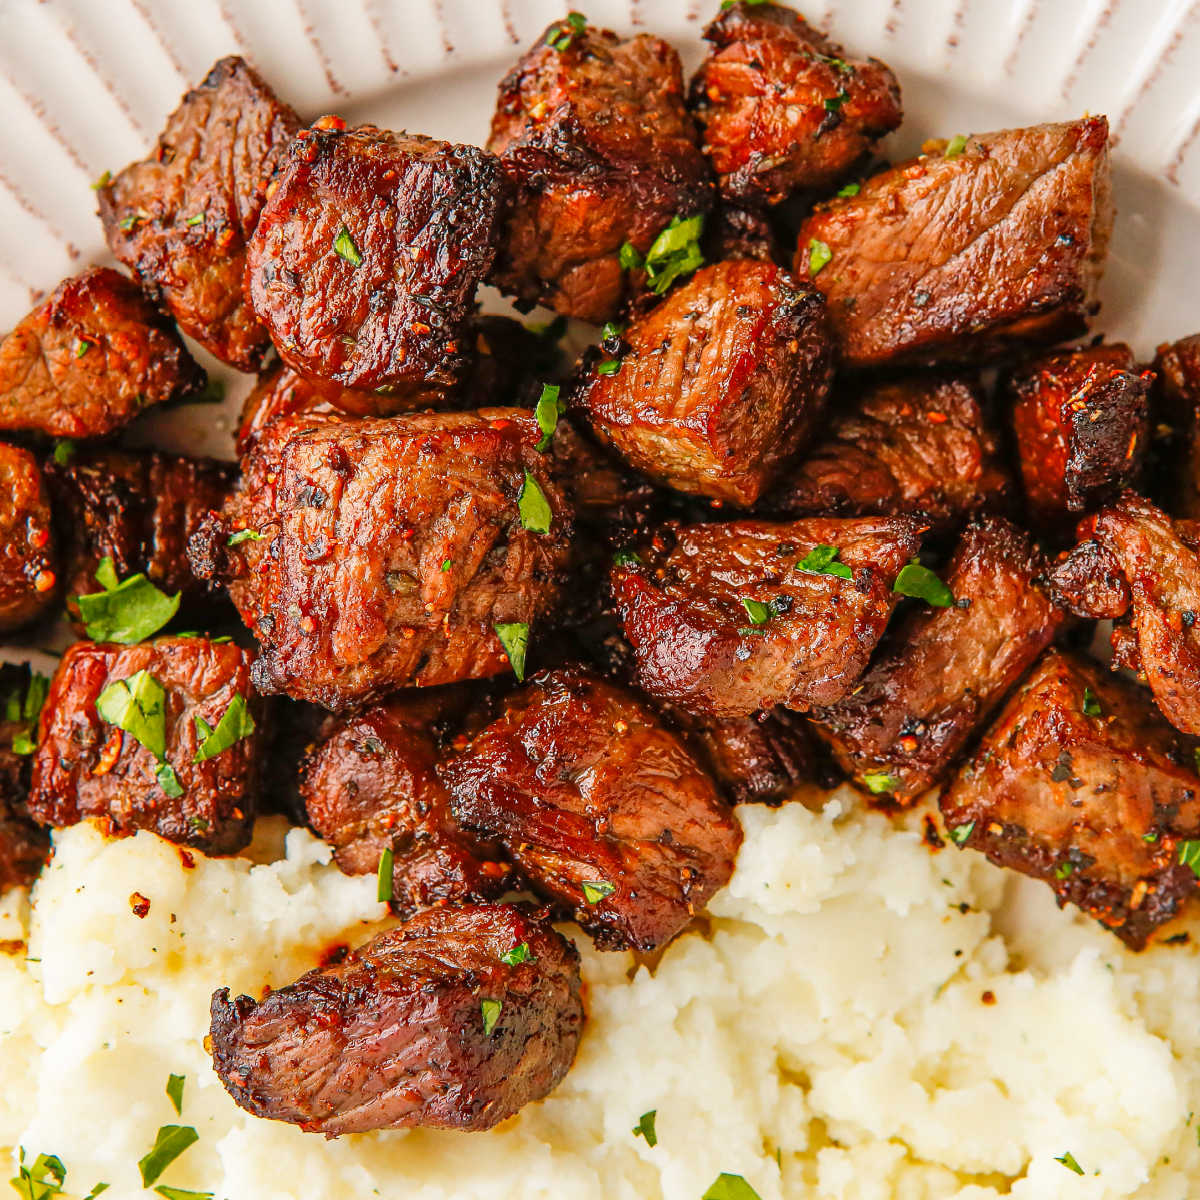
[3,791,1200,1199]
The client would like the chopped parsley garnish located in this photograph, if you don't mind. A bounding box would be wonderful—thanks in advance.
[862,772,898,795]
[377,847,394,903]
[441,558,452,572]
[75,339,92,359]
[836,182,861,197]
[807,237,832,276]
[597,358,621,375]
[185,213,205,227]
[534,383,561,452]
[96,670,167,761]
[10,1150,66,1199]
[943,134,969,158]
[74,556,180,644]
[600,321,624,343]
[642,214,705,294]
[92,171,112,191]
[166,1074,186,1116]
[154,1188,213,1200]
[1054,860,1075,879]
[192,694,255,762]
[721,0,770,7]
[796,544,853,580]
[1082,687,1102,717]
[518,471,553,533]
[619,241,644,270]
[893,563,954,607]
[527,315,567,341]
[501,942,534,966]
[137,1126,199,1188]
[823,91,850,112]
[1054,1151,1084,1176]
[494,622,529,682]
[613,549,642,567]
[7,671,49,757]
[948,821,975,845]
[581,880,615,905]
[702,1173,763,1200]
[333,226,362,267]
[156,763,183,798]
[226,529,264,547]
[741,598,772,625]
[481,998,503,1036]
[632,1110,658,1147]
[546,11,587,50]
[1179,841,1200,878]
[52,439,76,466]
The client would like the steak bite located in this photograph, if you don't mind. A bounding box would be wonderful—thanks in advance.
[940,649,1200,949]
[0,666,50,894]
[246,122,507,393]
[812,518,1065,803]
[210,904,584,1135]
[576,259,834,505]
[300,698,513,917]
[27,637,263,855]
[1006,343,1151,524]
[0,268,203,439]
[611,515,923,719]
[1049,492,1200,736]
[767,375,1011,531]
[690,1,903,205]
[1154,333,1200,519]
[47,448,234,631]
[190,409,572,711]
[795,117,1113,367]
[97,56,302,370]
[487,18,712,324]
[0,445,57,634]
[444,669,740,951]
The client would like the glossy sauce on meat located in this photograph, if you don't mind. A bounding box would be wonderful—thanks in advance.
[210,904,584,1134]
[576,259,834,505]
[444,669,741,951]
[0,445,57,634]
[612,515,923,717]
[795,118,1112,367]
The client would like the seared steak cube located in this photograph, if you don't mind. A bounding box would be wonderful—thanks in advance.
[1154,333,1200,520]
[28,637,262,854]
[300,697,513,917]
[487,19,711,323]
[690,2,902,205]
[795,118,1112,367]
[812,518,1065,803]
[0,445,57,633]
[767,375,1011,531]
[210,904,584,1134]
[47,448,234,631]
[611,515,923,718]
[0,665,50,894]
[444,669,740,951]
[1007,343,1150,524]
[0,268,203,438]
[191,409,572,710]
[246,122,507,393]
[940,649,1200,949]
[235,315,544,453]
[1049,492,1200,736]
[98,56,302,370]
[576,259,833,505]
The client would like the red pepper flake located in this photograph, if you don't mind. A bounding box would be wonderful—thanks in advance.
[33,570,56,593]
[926,410,948,425]
[299,615,316,634]
[178,849,196,870]
[313,114,347,132]
[30,528,49,550]
[92,728,123,776]
[899,735,919,753]
[129,892,151,919]
[981,990,996,1006]
[489,419,513,431]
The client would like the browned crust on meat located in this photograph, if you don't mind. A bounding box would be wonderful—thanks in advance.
[794,117,1112,367]
[0,268,203,438]
[940,648,1200,949]
[0,444,57,633]
[98,56,302,369]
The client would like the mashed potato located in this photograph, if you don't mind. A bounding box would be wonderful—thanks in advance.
[3,791,1200,1199]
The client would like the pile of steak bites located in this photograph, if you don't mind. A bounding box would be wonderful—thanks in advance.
[0,2,1197,1137]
